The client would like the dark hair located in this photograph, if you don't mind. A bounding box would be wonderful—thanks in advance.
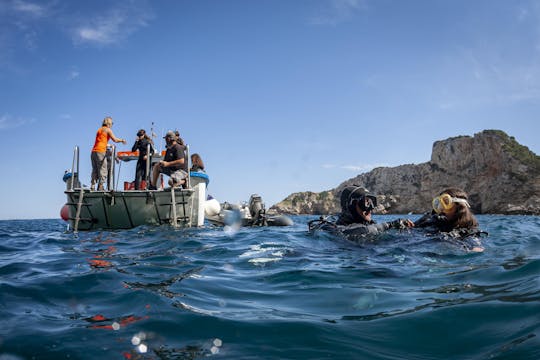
[137,129,153,143]
[440,187,478,229]
[191,153,204,170]
[174,130,185,146]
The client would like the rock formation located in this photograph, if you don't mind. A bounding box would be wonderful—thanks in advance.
[270,130,540,215]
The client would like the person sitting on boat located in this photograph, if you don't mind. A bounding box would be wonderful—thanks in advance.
[132,129,155,190]
[335,185,414,236]
[190,153,205,173]
[149,130,188,189]
[91,116,126,191]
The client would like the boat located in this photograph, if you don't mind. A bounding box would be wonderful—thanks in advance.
[205,194,293,227]
[61,145,207,232]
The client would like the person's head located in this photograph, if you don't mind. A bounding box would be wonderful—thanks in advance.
[191,153,204,170]
[102,116,113,127]
[432,187,478,229]
[174,130,185,146]
[163,130,177,145]
[340,186,377,222]
[137,129,152,142]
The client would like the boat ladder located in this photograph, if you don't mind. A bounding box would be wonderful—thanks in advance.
[170,186,178,228]
[165,188,190,227]
[73,187,84,233]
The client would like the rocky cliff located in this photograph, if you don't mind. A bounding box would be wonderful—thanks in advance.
[270,130,540,215]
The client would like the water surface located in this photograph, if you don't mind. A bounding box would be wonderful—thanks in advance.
[0,215,539,359]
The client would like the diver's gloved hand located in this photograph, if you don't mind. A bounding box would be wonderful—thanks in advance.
[388,218,415,229]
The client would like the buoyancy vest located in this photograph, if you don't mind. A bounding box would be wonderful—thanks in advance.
[92,126,110,153]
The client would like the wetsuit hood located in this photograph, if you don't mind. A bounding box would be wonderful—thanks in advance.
[340,186,368,211]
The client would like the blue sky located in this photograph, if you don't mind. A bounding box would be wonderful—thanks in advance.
[1,0,539,220]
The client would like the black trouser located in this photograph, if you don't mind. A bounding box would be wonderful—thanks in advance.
[134,159,148,190]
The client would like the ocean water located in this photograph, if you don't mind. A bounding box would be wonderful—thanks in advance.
[0,215,539,360]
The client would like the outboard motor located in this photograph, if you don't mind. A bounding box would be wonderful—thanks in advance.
[248,194,267,226]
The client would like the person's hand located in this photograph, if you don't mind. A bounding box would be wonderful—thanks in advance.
[122,139,127,144]
[390,218,415,229]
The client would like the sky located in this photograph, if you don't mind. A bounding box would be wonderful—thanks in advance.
[1,0,539,220]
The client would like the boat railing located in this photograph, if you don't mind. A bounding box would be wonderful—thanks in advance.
[108,145,117,191]
[185,144,191,189]
[69,145,80,191]
[68,143,195,192]
[145,143,151,190]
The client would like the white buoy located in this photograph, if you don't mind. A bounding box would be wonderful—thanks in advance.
[204,198,221,217]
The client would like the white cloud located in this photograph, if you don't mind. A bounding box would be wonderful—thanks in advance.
[310,0,367,25]
[72,5,153,45]
[69,66,79,80]
[0,114,35,130]
[11,0,47,18]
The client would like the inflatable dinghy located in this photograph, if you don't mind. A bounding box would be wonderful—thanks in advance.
[205,194,293,227]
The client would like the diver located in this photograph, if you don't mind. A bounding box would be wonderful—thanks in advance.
[415,187,481,233]
[337,185,414,233]
[309,185,413,241]
[414,187,486,251]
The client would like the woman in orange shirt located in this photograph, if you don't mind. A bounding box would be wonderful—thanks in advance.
[91,116,126,191]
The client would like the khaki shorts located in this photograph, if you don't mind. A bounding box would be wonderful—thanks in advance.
[163,168,188,184]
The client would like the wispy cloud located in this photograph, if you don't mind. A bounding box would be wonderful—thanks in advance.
[322,163,388,172]
[310,0,367,25]
[69,66,79,80]
[0,114,35,130]
[71,4,153,46]
[11,0,47,18]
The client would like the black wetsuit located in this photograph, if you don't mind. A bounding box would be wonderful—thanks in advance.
[132,138,154,190]
[308,207,411,243]
[414,212,486,239]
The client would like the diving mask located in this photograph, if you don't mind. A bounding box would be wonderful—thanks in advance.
[356,195,377,213]
[432,193,470,214]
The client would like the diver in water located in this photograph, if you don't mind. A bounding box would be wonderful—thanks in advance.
[332,185,413,237]
[414,188,478,232]
[414,187,485,251]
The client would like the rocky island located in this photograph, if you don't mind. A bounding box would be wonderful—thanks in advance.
[270,130,540,215]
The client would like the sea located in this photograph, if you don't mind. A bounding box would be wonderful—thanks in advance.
[0,214,539,360]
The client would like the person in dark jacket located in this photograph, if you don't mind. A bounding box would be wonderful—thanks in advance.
[335,185,414,237]
[132,129,154,190]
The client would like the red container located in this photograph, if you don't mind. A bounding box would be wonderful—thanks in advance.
[124,181,147,190]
